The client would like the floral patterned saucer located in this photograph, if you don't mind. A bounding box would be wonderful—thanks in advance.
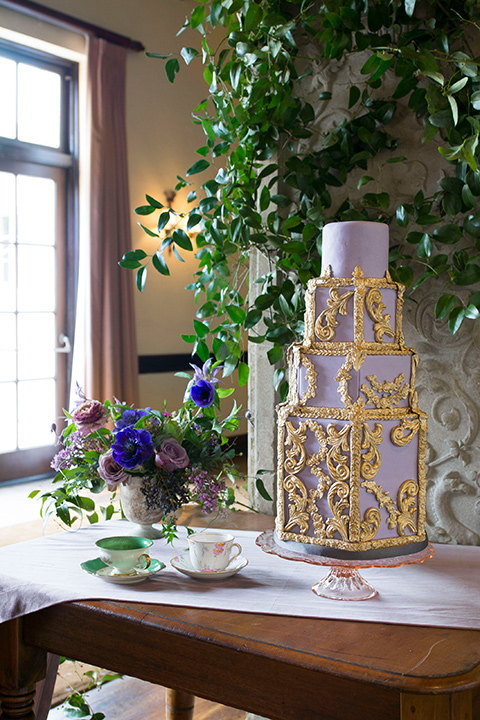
[170,552,248,580]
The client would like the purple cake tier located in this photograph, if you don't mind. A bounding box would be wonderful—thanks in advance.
[276,412,426,557]
[295,351,415,409]
[321,221,389,278]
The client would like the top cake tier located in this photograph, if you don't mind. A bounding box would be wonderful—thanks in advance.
[321,221,389,278]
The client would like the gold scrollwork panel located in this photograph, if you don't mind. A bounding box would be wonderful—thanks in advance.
[315,288,354,342]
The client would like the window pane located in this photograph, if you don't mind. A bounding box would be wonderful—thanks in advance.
[0,243,16,312]
[0,352,16,382]
[0,313,16,349]
[17,245,55,311]
[17,312,56,381]
[17,175,56,247]
[18,379,56,448]
[18,312,55,349]
[18,350,55,380]
[0,172,15,244]
[0,383,17,452]
[17,63,61,148]
[0,57,16,139]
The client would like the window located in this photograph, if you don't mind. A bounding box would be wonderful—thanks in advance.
[0,39,78,482]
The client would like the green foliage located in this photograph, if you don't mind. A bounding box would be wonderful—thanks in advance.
[126,0,480,390]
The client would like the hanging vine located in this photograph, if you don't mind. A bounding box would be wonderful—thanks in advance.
[121,0,480,399]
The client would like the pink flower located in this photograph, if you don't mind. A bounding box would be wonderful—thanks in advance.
[98,449,131,489]
[154,438,189,472]
[71,400,107,435]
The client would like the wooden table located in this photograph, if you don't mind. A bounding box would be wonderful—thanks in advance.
[1,512,479,720]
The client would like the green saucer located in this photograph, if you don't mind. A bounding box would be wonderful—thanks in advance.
[81,557,165,584]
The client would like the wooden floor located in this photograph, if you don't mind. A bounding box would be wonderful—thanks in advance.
[47,676,246,720]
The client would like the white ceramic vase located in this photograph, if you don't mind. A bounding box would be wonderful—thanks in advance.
[119,476,166,539]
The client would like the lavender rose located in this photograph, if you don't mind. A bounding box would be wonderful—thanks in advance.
[71,400,107,435]
[98,449,131,489]
[155,438,189,472]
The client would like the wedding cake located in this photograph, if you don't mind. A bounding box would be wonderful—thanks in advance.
[275,221,428,559]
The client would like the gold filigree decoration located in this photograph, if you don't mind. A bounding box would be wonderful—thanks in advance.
[305,421,329,486]
[307,488,327,539]
[360,373,411,409]
[335,360,353,407]
[397,480,418,536]
[284,475,309,533]
[361,479,398,529]
[326,481,350,540]
[352,266,364,278]
[314,288,354,342]
[283,421,307,475]
[359,507,381,541]
[360,422,383,480]
[361,479,419,536]
[349,345,366,371]
[391,417,420,446]
[365,288,395,342]
[326,423,351,481]
[300,355,317,404]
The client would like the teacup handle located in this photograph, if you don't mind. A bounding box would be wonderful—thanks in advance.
[228,543,242,565]
[137,553,151,570]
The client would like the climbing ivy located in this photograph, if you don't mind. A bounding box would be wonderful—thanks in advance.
[121,0,480,399]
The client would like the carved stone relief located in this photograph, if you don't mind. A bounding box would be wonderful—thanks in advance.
[403,290,480,545]
[248,30,480,550]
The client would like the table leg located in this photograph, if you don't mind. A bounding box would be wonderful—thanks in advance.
[400,691,472,720]
[0,618,46,720]
[165,689,195,720]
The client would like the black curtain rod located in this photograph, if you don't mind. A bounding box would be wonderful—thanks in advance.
[0,0,145,51]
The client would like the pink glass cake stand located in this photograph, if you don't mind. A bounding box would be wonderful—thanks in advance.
[256,530,434,601]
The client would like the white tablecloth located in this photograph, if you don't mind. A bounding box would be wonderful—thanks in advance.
[0,519,479,629]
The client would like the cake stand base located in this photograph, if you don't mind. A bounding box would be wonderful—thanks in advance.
[256,530,434,601]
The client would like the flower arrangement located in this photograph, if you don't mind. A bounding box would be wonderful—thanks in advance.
[37,360,242,535]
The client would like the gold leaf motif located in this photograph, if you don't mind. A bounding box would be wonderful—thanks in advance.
[360,373,411,409]
[335,360,353,407]
[315,288,354,342]
[361,479,398,529]
[391,417,420,446]
[307,488,327,539]
[397,480,418,536]
[300,355,317,404]
[284,475,309,533]
[326,481,350,540]
[359,507,381,541]
[365,288,395,342]
[361,478,419,536]
[326,423,351,481]
[349,345,366,371]
[284,421,307,475]
[360,422,383,480]
[305,421,329,483]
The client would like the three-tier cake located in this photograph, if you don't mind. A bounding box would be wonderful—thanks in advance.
[275,221,428,559]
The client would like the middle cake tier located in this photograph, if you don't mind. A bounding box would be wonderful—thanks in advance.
[289,345,419,412]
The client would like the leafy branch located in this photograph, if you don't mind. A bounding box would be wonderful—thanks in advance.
[122,0,480,398]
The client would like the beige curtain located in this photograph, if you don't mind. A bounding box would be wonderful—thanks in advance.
[85,37,139,405]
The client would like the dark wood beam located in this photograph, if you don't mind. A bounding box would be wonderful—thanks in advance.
[0,0,145,51]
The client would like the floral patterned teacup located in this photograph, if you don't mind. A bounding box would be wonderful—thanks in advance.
[188,532,242,572]
[96,536,152,575]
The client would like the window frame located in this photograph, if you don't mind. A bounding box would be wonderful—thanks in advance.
[0,37,79,482]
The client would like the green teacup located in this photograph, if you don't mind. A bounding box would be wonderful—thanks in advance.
[96,536,153,575]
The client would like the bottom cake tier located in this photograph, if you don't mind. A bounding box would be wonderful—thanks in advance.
[275,407,428,559]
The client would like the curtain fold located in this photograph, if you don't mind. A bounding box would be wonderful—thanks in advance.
[85,37,139,406]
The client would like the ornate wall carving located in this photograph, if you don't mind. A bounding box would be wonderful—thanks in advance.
[248,31,480,549]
